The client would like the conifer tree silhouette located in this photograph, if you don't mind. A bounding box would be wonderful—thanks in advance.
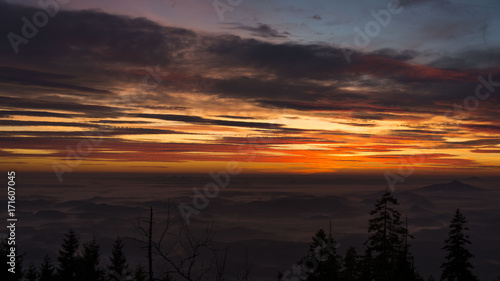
[297,228,341,281]
[108,237,130,280]
[56,229,79,281]
[341,246,362,281]
[25,264,38,281]
[78,238,104,281]
[365,192,420,281]
[39,255,55,281]
[440,209,478,281]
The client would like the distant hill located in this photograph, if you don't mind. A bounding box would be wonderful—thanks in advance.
[416,180,484,192]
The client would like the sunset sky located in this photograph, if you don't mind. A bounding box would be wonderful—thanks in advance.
[1,0,500,175]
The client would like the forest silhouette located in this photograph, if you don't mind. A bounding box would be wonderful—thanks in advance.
[1,192,482,281]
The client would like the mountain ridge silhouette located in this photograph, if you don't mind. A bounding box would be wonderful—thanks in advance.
[416,180,484,192]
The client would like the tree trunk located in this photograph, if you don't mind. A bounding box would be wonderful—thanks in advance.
[148,207,153,281]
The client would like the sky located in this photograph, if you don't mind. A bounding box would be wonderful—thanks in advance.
[1,0,500,175]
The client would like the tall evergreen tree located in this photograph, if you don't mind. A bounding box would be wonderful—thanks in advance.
[359,248,374,281]
[394,245,422,281]
[57,229,80,280]
[365,192,419,281]
[108,237,130,280]
[134,265,148,281]
[341,246,362,281]
[25,263,38,281]
[297,228,342,281]
[78,238,104,281]
[440,209,479,281]
[39,255,55,281]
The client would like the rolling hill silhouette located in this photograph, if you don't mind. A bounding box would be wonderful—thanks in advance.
[416,180,484,192]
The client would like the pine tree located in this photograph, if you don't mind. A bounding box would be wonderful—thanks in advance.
[394,245,421,281]
[57,229,80,280]
[39,255,55,281]
[365,192,419,280]
[359,249,374,281]
[341,246,361,281]
[297,228,341,281]
[108,237,130,280]
[134,265,148,281]
[78,238,104,281]
[440,209,479,281]
[25,263,38,281]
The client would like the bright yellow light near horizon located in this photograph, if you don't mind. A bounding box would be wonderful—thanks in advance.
[2,149,59,155]
[271,143,332,151]
[458,148,500,164]
[338,86,380,93]
[271,117,335,131]
[9,114,86,121]
[7,126,90,132]
[273,115,386,135]
[444,137,479,143]
[121,133,220,143]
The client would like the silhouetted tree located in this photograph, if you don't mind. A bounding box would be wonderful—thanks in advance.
[297,228,341,281]
[135,207,154,281]
[440,209,478,281]
[56,229,80,280]
[365,192,420,280]
[235,245,252,281]
[108,237,130,280]
[39,255,55,281]
[134,265,148,281]
[136,204,227,281]
[341,246,361,281]
[25,263,38,281]
[77,238,104,281]
[359,249,374,281]
[394,245,422,281]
